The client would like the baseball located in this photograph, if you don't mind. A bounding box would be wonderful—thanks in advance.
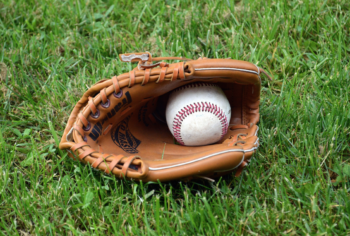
[166,83,231,146]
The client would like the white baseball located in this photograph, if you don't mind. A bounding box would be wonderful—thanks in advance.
[166,83,231,146]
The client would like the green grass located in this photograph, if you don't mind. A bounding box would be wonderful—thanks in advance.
[1,0,349,234]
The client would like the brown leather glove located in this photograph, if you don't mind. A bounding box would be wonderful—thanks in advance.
[59,52,271,182]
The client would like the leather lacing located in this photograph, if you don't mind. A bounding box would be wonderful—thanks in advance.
[71,141,142,177]
[232,135,249,177]
[227,126,253,177]
[72,57,190,177]
[228,126,249,147]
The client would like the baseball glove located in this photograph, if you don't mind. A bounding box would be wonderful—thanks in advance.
[59,52,271,182]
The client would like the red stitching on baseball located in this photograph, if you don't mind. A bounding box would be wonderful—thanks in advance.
[172,101,229,145]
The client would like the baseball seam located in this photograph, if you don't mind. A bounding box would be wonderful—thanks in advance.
[172,82,216,93]
[173,101,229,145]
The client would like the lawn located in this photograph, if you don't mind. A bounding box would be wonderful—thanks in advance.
[0,0,349,234]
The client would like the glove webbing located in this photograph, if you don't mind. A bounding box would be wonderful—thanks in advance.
[72,60,188,177]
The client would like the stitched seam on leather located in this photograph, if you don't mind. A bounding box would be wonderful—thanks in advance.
[253,64,262,82]
[173,101,229,146]
[148,148,258,171]
[242,86,246,124]
[66,127,74,142]
[194,68,259,75]
[254,137,259,146]
[255,126,259,136]
[152,127,260,171]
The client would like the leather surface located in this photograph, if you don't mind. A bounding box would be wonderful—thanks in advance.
[59,55,268,182]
